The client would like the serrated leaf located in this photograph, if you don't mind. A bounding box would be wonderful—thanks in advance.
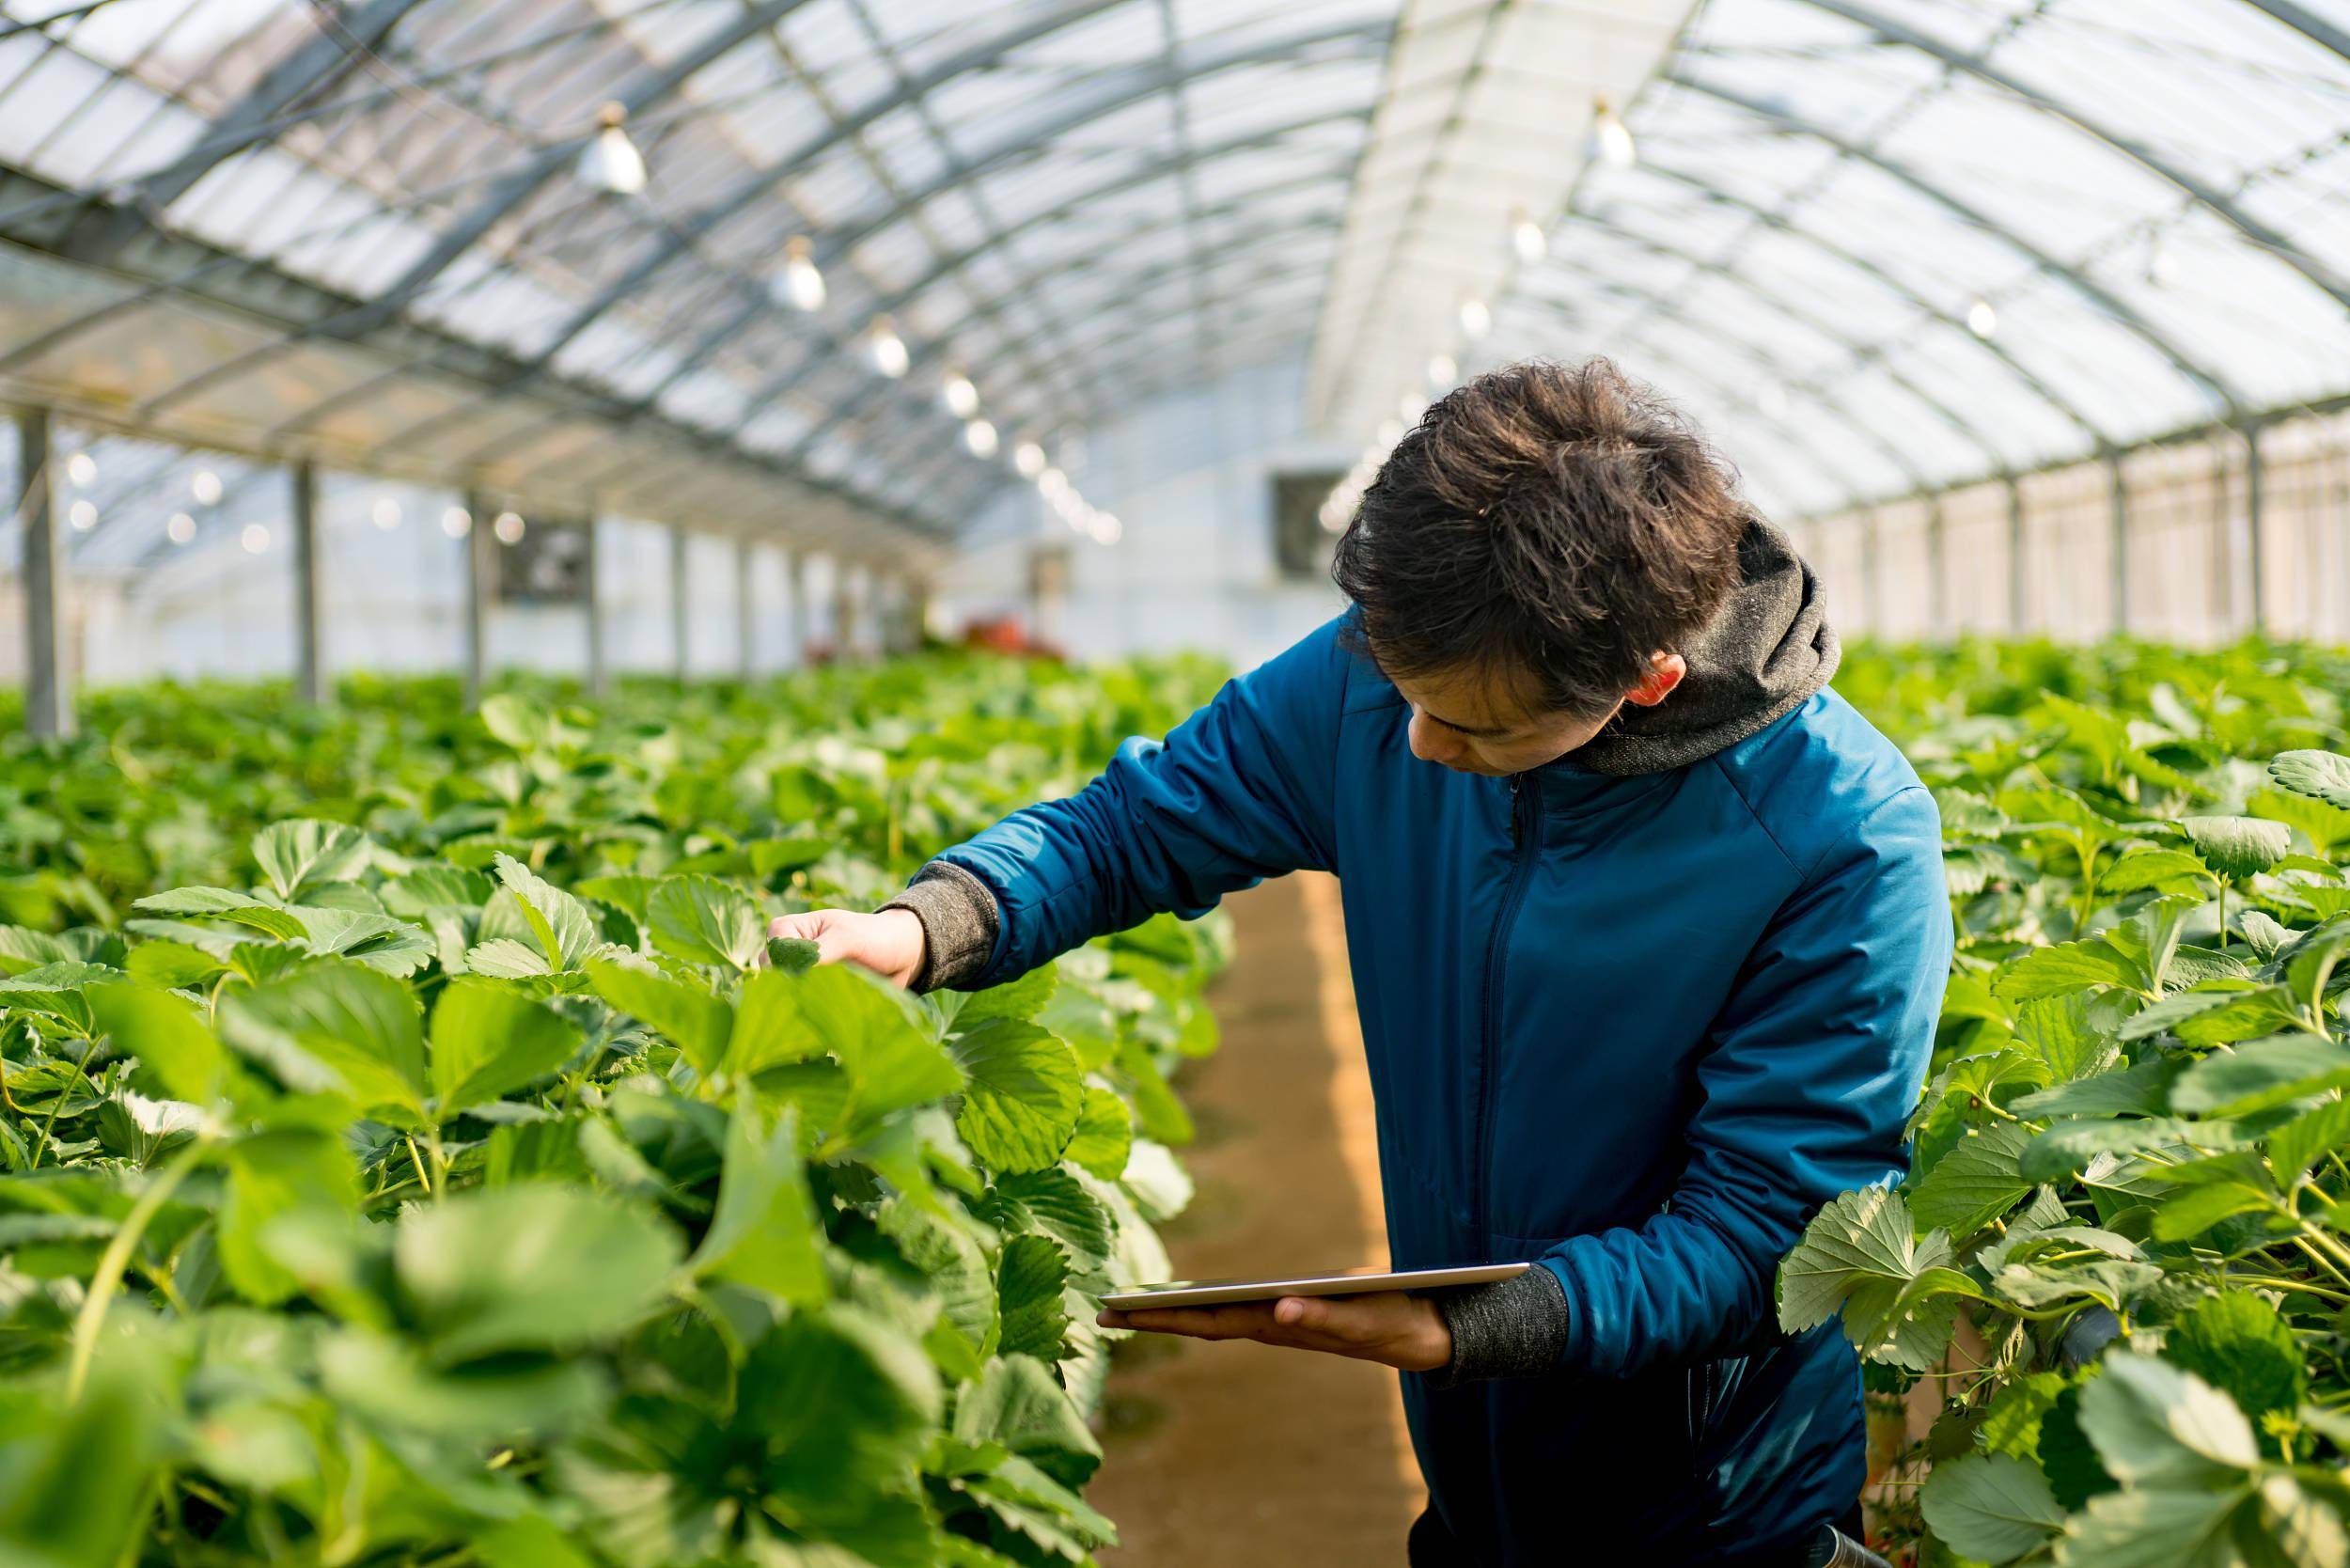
[979,1168,1115,1273]
[2056,1483,2245,1568]
[648,875,767,971]
[997,1233,1071,1363]
[1910,1122,2038,1238]
[1064,1087,1133,1181]
[87,982,225,1105]
[2181,815,2292,882]
[493,854,604,973]
[953,1354,1103,1488]
[1777,1186,1978,1370]
[252,820,371,901]
[2266,1097,2350,1190]
[2171,1032,2350,1116]
[2163,1293,2306,1425]
[1919,1454,2064,1564]
[951,1019,1082,1175]
[429,980,583,1117]
[216,959,426,1120]
[2271,750,2350,811]
[692,1097,823,1305]
[396,1185,681,1362]
[1996,940,2145,1002]
[586,960,732,1076]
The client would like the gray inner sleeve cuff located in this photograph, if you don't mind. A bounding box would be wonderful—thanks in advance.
[1427,1264,1571,1388]
[877,861,1001,995]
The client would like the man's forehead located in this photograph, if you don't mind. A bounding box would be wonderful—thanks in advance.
[1386,661,1544,735]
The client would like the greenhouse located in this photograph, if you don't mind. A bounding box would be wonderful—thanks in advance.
[3,2,2350,1565]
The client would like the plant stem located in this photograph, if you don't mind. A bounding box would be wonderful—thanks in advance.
[404,1135,434,1197]
[66,1137,209,1401]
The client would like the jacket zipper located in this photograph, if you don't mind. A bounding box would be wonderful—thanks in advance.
[1470,773,1541,1251]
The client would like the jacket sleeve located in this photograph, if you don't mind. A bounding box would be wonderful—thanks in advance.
[1540,784,1950,1379]
[926,619,1352,989]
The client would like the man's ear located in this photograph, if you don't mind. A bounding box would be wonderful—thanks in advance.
[1623,652,1686,710]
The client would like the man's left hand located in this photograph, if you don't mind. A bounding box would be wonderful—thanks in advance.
[1094,1290,1451,1372]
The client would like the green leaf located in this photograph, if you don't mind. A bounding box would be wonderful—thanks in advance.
[395,1185,682,1362]
[1996,940,2144,1001]
[957,965,1059,1028]
[2271,750,2350,811]
[252,819,371,900]
[791,965,964,1138]
[736,1306,940,1494]
[2147,1181,2273,1241]
[953,1353,1103,1488]
[133,886,306,941]
[1910,1122,2038,1238]
[996,1233,1072,1363]
[217,1128,357,1305]
[1776,1186,1978,1370]
[951,1020,1083,1175]
[725,966,819,1076]
[2076,1353,2258,1486]
[2013,1059,2174,1120]
[0,925,73,977]
[690,1097,824,1305]
[1064,1086,1133,1181]
[979,1168,1115,1274]
[2100,849,2213,895]
[2181,815,2293,882]
[2163,1293,2306,1425]
[2171,1033,2350,1116]
[648,874,768,971]
[1919,1454,2064,1564]
[2267,1097,2350,1190]
[586,959,732,1077]
[877,1199,995,1377]
[2058,1484,2246,1568]
[216,959,426,1120]
[87,982,225,1105]
[492,854,605,973]
[429,980,584,1117]
[318,1327,605,1438]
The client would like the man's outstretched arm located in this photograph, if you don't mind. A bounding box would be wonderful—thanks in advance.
[772,619,1352,992]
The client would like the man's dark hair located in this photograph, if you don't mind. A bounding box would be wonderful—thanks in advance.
[1331,357,1749,720]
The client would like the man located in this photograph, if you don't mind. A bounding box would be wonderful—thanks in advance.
[772,359,1948,1566]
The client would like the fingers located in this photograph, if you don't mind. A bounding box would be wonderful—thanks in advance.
[766,910,844,964]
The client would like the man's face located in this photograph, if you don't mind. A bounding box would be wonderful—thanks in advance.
[1386,655,1685,777]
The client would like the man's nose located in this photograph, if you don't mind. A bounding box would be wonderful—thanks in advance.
[1407,712,1455,765]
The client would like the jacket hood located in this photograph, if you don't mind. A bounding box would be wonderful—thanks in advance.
[1572,514,1840,776]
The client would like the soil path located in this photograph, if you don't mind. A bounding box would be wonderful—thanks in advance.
[1091,872,1425,1566]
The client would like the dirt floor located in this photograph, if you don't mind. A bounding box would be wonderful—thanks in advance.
[1090,873,1426,1567]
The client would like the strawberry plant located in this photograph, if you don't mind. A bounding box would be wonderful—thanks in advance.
[1792,641,2350,1567]
[0,656,1230,1568]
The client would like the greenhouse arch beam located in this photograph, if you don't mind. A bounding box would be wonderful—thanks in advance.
[376,0,1362,443]
[501,23,1387,455]
[2243,0,2350,63]
[1635,158,2112,449]
[1570,211,2006,472]
[132,0,812,419]
[61,0,431,266]
[1666,70,2247,418]
[368,94,1372,462]
[1795,0,2350,316]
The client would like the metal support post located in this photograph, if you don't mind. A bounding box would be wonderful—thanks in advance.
[1858,512,1882,640]
[463,491,492,708]
[834,566,858,662]
[12,409,70,738]
[670,525,690,682]
[2243,423,2267,636]
[584,517,607,699]
[2107,449,2129,636]
[737,539,756,680]
[2004,474,2027,635]
[291,460,325,704]
[785,552,809,666]
[1926,500,1950,639]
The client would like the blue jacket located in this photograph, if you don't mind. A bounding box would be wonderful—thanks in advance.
[934,612,1948,1563]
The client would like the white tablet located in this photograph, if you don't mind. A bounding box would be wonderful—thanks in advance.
[1099,1262,1528,1311]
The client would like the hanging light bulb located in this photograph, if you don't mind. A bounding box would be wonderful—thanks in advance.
[166,512,195,545]
[240,523,270,554]
[441,506,472,539]
[1038,467,1070,500]
[576,102,647,196]
[1966,296,1998,338]
[1512,209,1548,265]
[867,316,909,378]
[778,236,825,311]
[191,468,223,506]
[68,498,96,531]
[941,368,979,417]
[1012,440,1046,478]
[963,417,998,458]
[1459,296,1493,340]
[494,510,525,544]
[371,496,401,530]
[65,451,96,487]
[1091,513,1122,545]
[1427,353,1458,388]
[1590,98,1637,170]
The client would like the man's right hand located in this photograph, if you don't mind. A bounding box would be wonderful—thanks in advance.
[766,908,928,990]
